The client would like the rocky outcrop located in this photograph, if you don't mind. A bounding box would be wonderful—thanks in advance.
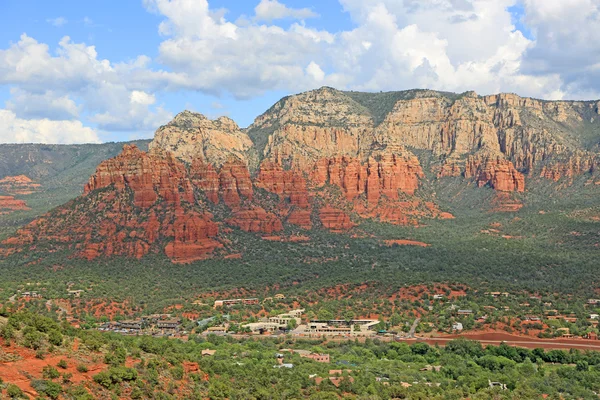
[4,87,600,262]
[287,209,312,229]
[3,145,223,262]
[218,159,254,207]
[149,111,253,167]
[0,175,41,195]
[164,212,222,264]
[189,160,220,204]
[251,87,371,169]
[539,155,598,182]
[308,153,423,202]
[0,195,29,214]
[249,87,600,193]
[319,206,356,231]
[255,160,310,208]
[84,145,195,208]
[227,208,283,234]
[465,155,525,192]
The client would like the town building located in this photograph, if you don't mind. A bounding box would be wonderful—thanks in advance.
[243,309,304,334]
[201,349,216,356]
[157,318,181,331]
[204,326,227,335]
[452,322,463,331]
[302,353,330,363]
[303,319,379,337]
[119,319,143,331]
[214,298,260,308]
[585,331,598,340]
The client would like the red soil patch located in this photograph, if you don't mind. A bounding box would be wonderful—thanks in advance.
[0,339,105,397]
[262,236,281,241]
[224,253,242,259]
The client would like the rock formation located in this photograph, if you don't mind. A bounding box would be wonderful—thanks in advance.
[148,111,253,167]
[0,195,29,214]
[3,87,600,262]
[319,206,356,231]
[0,175,41,195]
[226,208,283,234]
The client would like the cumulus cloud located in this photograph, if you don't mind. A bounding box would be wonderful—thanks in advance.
[0,109,99,144]
[6,88,80,120]
[254,0,318,22]
[306,61,325,82]
[520,0,600,97]
[143,0,340,98]
[0,34,171,131]
[142,0,584,100]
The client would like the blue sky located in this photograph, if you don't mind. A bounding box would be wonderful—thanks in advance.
[0,0,598,144]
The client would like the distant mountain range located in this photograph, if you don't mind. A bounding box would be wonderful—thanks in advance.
[1,87,600,262]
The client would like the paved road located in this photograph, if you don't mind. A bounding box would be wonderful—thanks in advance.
[418,337,600,351]
[407,318,420,338]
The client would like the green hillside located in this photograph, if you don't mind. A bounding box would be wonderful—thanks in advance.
[0,140,150,239]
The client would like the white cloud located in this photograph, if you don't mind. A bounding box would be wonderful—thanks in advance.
[47,17,68,27]
[6,88,80,120]
[130,90,156,105]
[254,0,318,22]
[0,34,172,132]
[520,0,600,97]
[143,0,338,98]
[306,61,325,82]
[0,109,99,144]
[141,0,583,100]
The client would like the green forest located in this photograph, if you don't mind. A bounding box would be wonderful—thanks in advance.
[1,310,600,399]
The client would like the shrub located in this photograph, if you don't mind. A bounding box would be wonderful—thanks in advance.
[6,384,26,399]
[48,330,63,346]
[57,359,68,369]
[22,330,44,350]
[77,364,89,373]
[31,380,62,400]
[93,371,113,388]
[42,365,61,380]
[1,323,15,341]
[62,372,73,383]
[170,365,184,380]
[93,367,137,388]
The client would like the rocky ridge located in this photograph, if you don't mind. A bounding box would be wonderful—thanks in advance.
[2,87,600,262]
[0,175,41,195]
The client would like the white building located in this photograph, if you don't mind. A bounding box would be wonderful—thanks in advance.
[452,322,463,331]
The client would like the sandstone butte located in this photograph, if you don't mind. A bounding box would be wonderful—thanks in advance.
[0,195,29,214]
[0,175,41,195]
[2,87,600,262]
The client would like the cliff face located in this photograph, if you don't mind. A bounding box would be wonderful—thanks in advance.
[250,88,600,191]
[3,87,600,262]
[3,145,223,263]
[148,111,253,167]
